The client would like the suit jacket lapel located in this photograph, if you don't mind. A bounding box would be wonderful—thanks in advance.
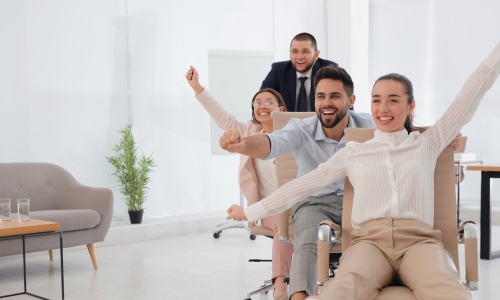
[287,64,297,111]
[310,60,322,109]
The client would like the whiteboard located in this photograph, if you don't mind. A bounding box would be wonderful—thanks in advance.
[207,50,274,155]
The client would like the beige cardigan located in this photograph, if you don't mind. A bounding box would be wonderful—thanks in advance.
[195,89,263,205]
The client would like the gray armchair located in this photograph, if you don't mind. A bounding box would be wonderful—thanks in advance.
[0,162,113,269]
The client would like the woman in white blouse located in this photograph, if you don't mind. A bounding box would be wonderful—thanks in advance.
[225,42,500,300]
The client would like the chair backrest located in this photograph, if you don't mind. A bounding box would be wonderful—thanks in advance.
[0,162,79,212]
[342,128,460,270]
[273,112,315,241]
[454,136,468,153]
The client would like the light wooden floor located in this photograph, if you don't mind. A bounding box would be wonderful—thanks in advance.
[0,226,499,300]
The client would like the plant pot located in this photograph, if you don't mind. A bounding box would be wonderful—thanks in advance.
[128,210,144,224]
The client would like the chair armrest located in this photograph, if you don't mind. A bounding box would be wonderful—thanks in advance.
[459,221,479,290]
[319,220,341,234]
[317,220,342,286]
[317,238,330,285]
[249,226,274,236]
[57,182,114,242]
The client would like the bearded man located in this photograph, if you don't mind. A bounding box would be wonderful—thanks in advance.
[223,65,373,300]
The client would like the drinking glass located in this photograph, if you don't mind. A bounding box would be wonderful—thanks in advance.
[17,198,30,222]
[0,198,11,222]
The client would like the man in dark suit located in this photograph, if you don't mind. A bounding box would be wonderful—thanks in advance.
[261,33,338,112]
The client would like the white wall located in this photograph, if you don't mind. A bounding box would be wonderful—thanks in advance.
[326,0,370,113]
[0,0,328,221]
[369,0,500,204]
[125,0,328,219]
[273,0,328,61]
[2,0,498,223]
[0,0,129,219]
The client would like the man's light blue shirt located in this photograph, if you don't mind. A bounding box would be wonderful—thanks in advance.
[265,111,376,197]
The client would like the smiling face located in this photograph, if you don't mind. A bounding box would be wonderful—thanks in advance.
[315,79,353,129]
[251,91,284,125]
[371,79,415,132]
[290,40,319,75]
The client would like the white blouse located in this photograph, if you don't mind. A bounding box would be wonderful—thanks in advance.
[253,157,278,198]
[245,42,500,229]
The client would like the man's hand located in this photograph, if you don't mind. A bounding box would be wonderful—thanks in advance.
[449,133,463,151]
[220,132,271,158]
[220,129,246,153]
[185,66,204,95]
[227,204,248,221]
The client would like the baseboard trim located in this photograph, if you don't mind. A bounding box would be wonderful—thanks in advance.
[97,211,249,247]
[95,206,498,248]
[460,205,500,225]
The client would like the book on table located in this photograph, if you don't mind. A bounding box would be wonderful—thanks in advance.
[454,153,476,161]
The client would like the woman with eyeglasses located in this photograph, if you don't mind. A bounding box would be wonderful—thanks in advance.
[185,66,292,300]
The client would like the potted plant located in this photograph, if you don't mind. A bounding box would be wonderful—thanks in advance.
[107,124,156,224]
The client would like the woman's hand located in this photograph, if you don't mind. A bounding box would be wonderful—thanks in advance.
[185,66,204,95]
[227,204,248,221]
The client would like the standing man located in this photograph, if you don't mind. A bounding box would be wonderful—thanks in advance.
[225,66,374,300]
[261,32,338,112]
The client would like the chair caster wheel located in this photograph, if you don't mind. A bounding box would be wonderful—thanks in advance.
[250,235,256,240]
[213,232,220,239]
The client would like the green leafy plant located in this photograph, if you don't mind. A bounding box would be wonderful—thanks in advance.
[107,124,156,212]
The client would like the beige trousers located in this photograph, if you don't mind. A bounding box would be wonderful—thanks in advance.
[310,218,472,300]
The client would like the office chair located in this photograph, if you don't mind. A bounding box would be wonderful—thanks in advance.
[213,220,265,240]
[452,136,484,240]
[244,112,314,299]
[272,111,316,246]
[455,136,468,153]
[245,225,275,300]
[454,136,468,229]
[212,221,246,239]
[315,128,479,299]
[213,191,259,239]
[454,136,468,186]
[272,112,344,294]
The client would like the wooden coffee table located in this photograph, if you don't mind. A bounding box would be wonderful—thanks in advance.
[0,218,64,299]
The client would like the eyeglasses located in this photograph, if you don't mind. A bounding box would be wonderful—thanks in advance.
[252,99,279,108]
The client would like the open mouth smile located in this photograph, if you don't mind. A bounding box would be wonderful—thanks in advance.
[378,116,394,125]
[322,109,337,118]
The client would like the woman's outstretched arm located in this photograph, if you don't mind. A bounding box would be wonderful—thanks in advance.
[422,42,500,152]
[228,146,351,223]
[185,66,248,135]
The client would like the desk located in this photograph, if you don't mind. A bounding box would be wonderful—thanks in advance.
[455,158,484,226]
[0,218,64,299]
[467,165,500,260]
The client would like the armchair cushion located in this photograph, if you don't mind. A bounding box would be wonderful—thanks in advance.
[31,209,101,232]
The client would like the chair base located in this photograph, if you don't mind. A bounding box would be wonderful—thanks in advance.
[245,280,273,300]
[468,281,479,290]
[212,221,246,239]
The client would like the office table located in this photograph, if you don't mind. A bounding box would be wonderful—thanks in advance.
[467,164,500,260]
